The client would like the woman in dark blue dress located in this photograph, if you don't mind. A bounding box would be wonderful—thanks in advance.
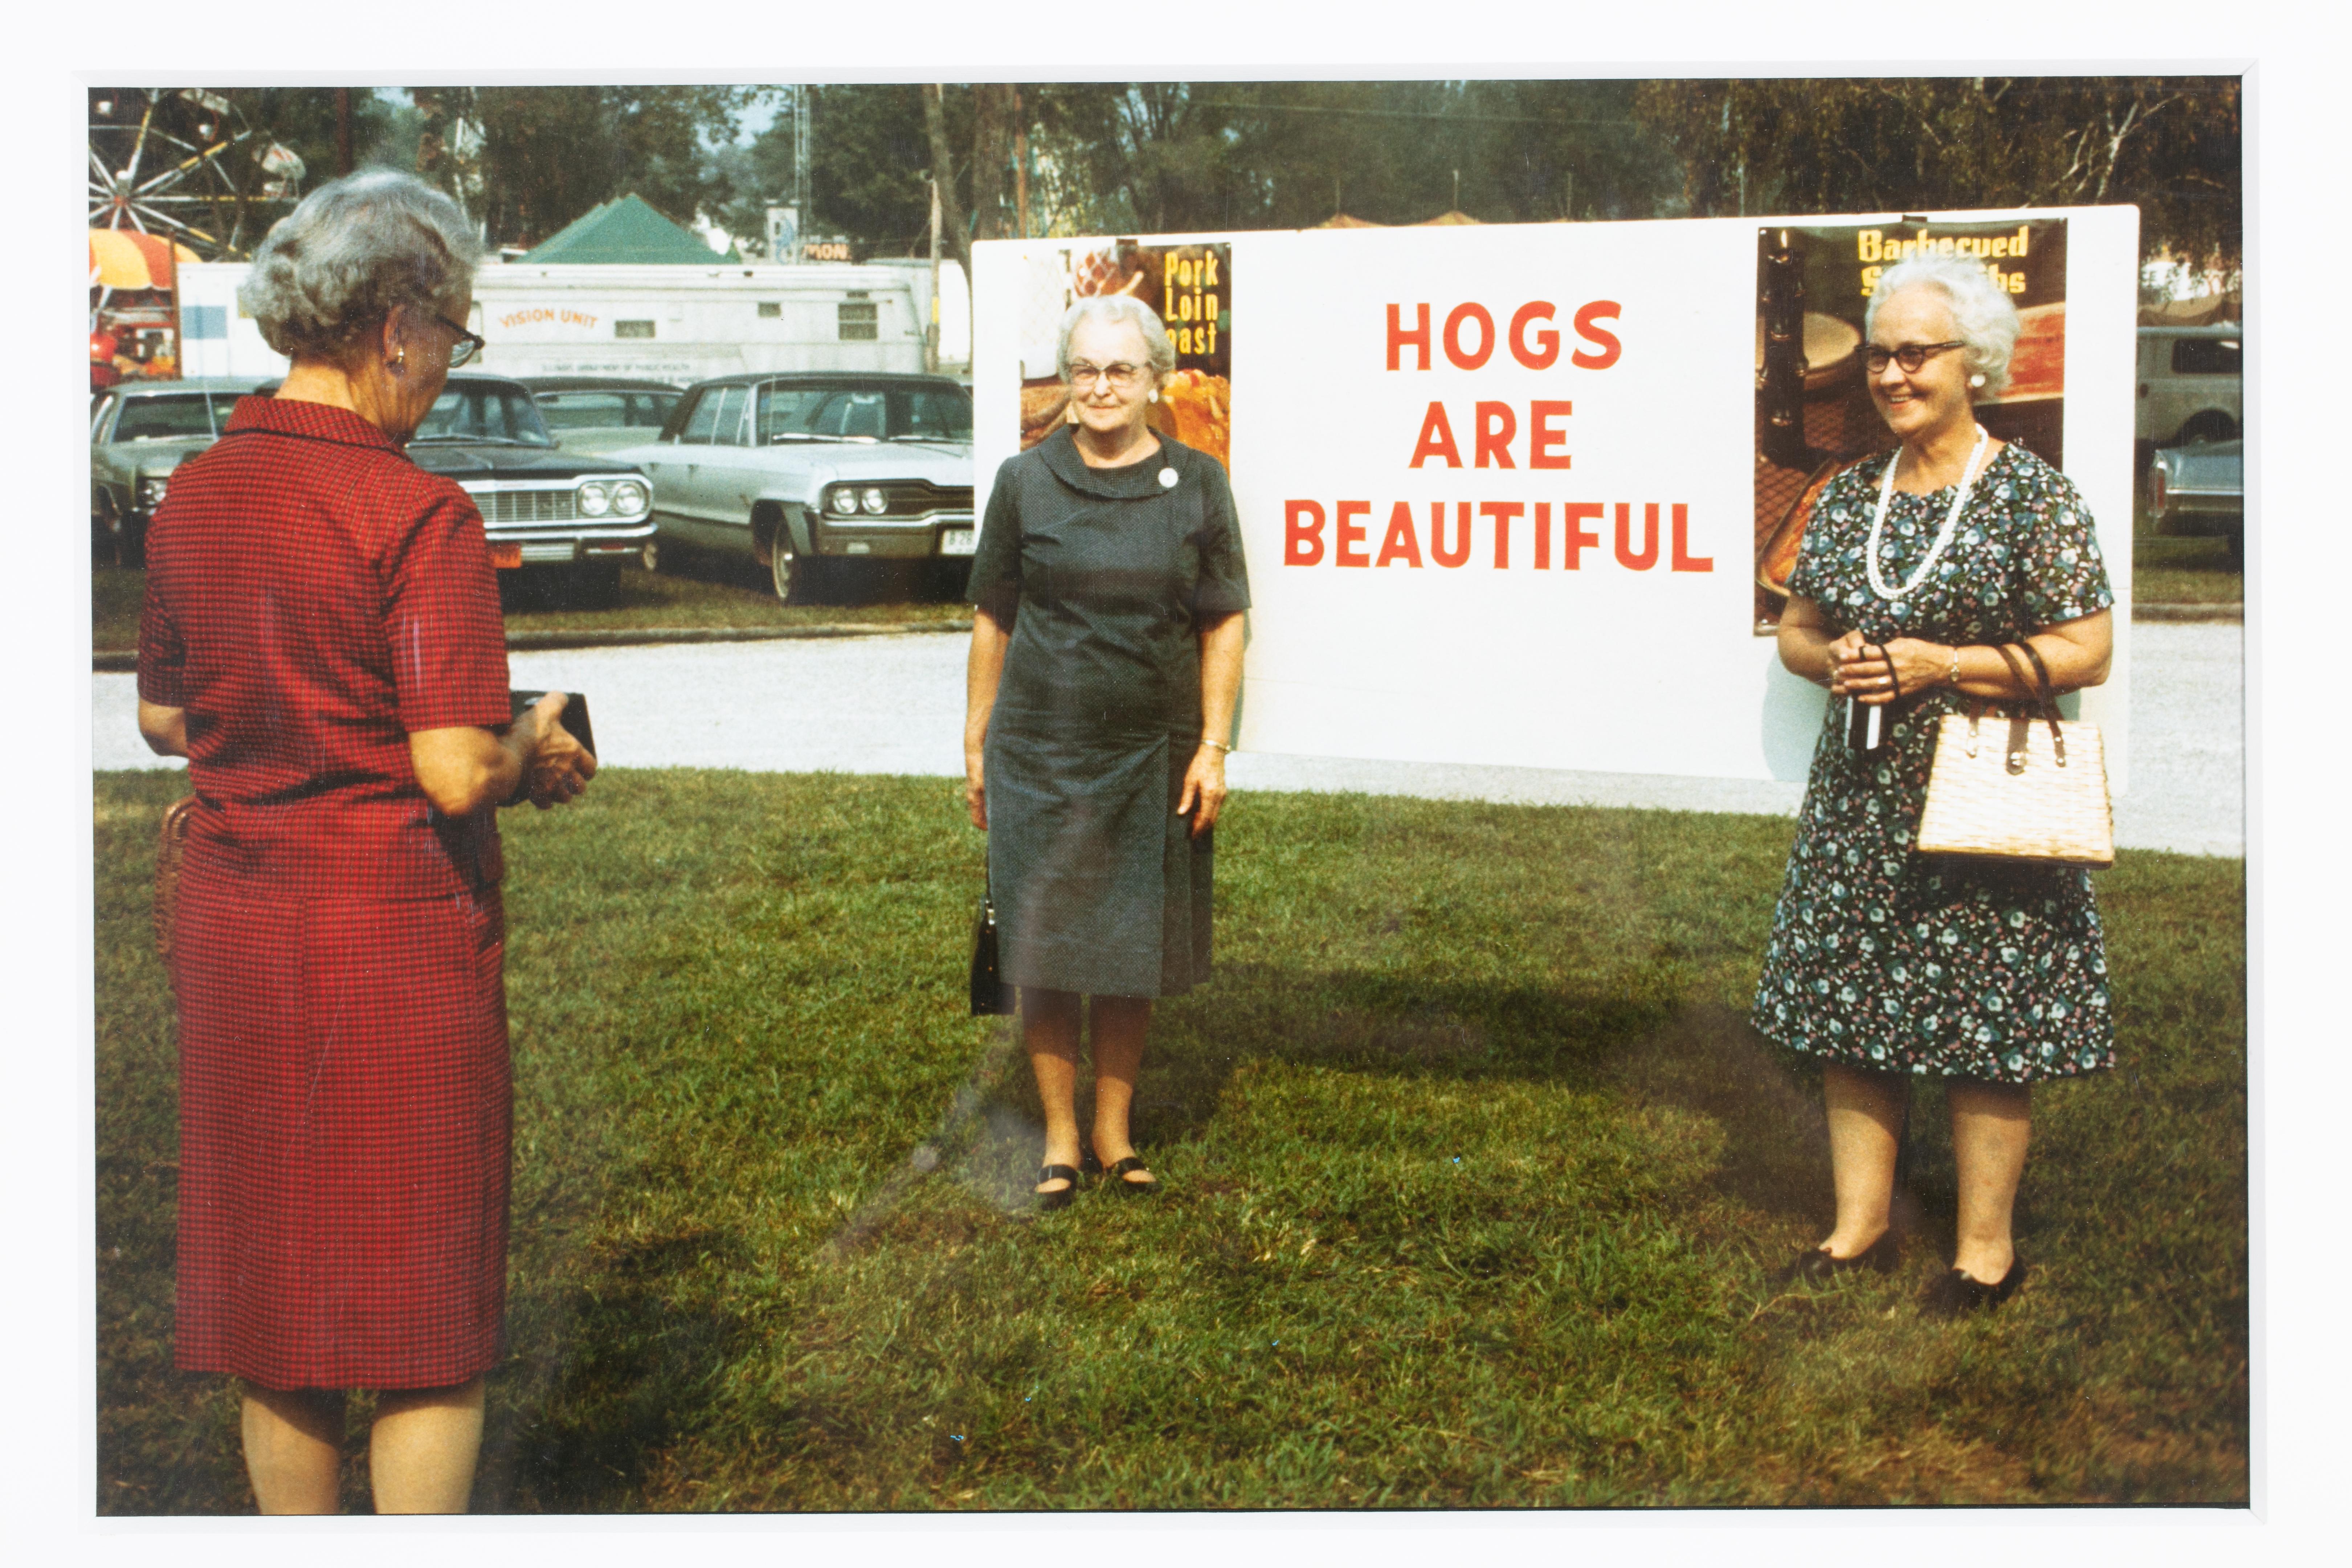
[1755,254,2116,1315]
[964,295,1249,1208]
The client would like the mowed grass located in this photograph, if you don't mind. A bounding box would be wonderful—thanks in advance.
[2133,501,2243,606]
[93,771,2247,1512]
[91,556,970,652]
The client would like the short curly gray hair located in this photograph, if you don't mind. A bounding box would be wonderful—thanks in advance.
[1055,295,1176,384]
[1865,253,2024,397]
[238,170,482,362]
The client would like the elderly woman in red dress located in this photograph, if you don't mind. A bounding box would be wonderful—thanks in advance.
[136,170,594,1514]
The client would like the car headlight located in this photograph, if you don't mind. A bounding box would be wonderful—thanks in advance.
[577,481,611,517]
[861,487,888,515]
[137,476,169,508]
[611,479,649,517]
[829,486,859,517]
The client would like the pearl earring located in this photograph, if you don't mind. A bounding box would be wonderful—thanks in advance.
[1148,389,1159,403]
[1969,373,1985,387]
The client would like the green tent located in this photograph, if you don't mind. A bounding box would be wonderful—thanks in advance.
[519,193,739,265]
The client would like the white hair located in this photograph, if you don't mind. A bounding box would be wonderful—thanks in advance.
[1864,253,2024,397]
[238,170,482,362]
[1055,294,1176,383]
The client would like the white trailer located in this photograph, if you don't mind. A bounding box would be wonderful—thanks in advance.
[169,261,931,385]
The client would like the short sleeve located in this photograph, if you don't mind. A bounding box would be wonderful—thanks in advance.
[1190,455,1251,621]
[136,567,187,707]
[2012,465,2116,629]
[383,485,511,734]
[966,456,1025,626]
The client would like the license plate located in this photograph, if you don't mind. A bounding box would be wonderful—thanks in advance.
[487,542,522,569]
[939,528,977,556]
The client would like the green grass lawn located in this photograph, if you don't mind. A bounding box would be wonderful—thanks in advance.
[2132,491,2243,605]
[92,556,971,652]
[94,771,2246,1512]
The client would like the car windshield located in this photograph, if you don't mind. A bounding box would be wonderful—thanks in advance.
[111,392,233,442]
[413,383,555,445]
[536,389,680,430]
[756,383,972,443]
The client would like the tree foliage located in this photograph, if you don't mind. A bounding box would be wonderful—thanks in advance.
[409,86,769,248]
[1632,77,2241,267]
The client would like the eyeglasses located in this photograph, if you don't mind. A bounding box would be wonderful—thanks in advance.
[1864,340,1966,375]
[1066,360,1147,390]
[431,310,487,369]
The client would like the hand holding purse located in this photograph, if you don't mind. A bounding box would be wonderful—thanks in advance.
[969,878,1015,1016]
[1915,640,2114,869]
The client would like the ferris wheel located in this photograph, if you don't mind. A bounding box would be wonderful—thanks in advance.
[89,87,307,260]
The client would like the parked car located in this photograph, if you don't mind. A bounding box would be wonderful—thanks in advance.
[520,375,685,461]
[2136,323,2241,462]
[89,376,261,565]
[2147,437,2243,563]
[610,372,973,602]
[255,371,659,606]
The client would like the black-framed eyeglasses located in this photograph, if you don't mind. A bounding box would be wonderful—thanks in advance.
[1864,340,1966,375]
[432,310,487,369]
[1066,360,1147,389]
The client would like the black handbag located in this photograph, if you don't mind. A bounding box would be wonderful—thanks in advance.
[969,879,1015,1016]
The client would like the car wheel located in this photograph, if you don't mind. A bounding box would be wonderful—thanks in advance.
[2177,410,2239,446]
[92,490,121,565]
[771,538,816,604]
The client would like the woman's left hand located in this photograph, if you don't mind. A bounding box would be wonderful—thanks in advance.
[1830,637,1951,705]
[1176,744,1228,837]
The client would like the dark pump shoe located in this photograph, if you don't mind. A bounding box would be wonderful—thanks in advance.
[1922,1255,2027,1317]
[1775,1230,1899,1286]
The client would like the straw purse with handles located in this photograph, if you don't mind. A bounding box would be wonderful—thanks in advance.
[1915,641,2114,869]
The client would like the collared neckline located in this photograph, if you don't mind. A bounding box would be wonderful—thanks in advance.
[1034,424,1190,500]
[224,395,404,453]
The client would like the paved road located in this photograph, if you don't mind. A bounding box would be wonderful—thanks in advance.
[92,620,2244,856]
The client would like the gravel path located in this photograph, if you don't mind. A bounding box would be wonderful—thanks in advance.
[92,621,2243,856]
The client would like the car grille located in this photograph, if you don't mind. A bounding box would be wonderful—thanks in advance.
[468,486,579,526]
[861,482,973,519]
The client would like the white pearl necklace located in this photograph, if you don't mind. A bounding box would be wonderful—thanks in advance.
[1866,424,1988,602]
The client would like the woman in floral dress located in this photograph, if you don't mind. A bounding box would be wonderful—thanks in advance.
[1754,254,2116,1316]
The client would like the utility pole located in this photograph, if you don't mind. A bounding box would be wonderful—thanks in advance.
[793,85,813,260]
[335,87,352,177]
[1013,86,1030,240]
[927,175,943,373]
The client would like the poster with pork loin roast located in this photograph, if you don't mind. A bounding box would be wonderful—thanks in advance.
[1016,239,1232,468]
[1753,217,2069,631]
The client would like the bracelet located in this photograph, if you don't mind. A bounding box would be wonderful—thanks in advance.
[1946,645,1963,687]
[1201,738,1233,754]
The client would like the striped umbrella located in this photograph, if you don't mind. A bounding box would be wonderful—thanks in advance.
[89,226,200,293]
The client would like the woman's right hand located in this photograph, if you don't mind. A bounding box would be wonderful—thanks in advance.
[517,691,596,809]
[964,749,987,831]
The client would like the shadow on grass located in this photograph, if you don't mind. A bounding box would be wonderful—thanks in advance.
[477,1226,755,1513]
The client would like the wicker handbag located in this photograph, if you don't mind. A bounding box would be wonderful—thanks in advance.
[1915,642,2114,869]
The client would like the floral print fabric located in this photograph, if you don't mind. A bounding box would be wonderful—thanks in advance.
[1752,441,2119,1083]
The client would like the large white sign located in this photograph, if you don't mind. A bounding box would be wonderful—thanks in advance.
[973,207,2136,790]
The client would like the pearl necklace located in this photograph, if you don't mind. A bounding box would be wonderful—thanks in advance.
[1866,424,1988,602]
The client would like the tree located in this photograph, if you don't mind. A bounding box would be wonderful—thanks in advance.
[1631,77,2241,270]
[410,86,769,249]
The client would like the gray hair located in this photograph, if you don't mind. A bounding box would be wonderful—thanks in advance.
[1055,294,1177,383]
[238,170,482,362]
[1865,253,2023,397]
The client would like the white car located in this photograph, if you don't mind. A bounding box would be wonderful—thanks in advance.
[612,372,973,601]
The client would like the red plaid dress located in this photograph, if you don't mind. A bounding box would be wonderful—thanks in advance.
[139,396,515,1391]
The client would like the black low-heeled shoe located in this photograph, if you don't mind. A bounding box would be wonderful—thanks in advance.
[1774,1229,1899,1286]
[1034,1164,1083,1212]
[1921,1255,2027,1318]
[1102,1155,1159,1195]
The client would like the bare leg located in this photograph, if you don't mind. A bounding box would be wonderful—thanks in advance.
[240,1384,346,1514]
[1088,995,1155,1186]
[1022,987,1084,1196]
[1947,1080,2031,1282]
[368,1378,485,1514]
[1819,1065,1907,1257]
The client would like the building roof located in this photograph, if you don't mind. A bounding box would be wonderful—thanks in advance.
[519,194,738,266]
